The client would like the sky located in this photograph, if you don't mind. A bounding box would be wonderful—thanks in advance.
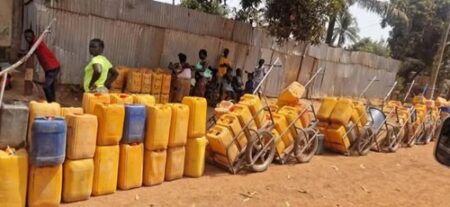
[154,0,391,42]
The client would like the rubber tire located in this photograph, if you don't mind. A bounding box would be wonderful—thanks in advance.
[405,124,416,148]
[357,130,374,156]
[246,130,276,172]
[387,126,401,152]
[294,129,319,163]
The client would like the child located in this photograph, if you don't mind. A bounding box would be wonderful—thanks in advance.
[223,68,235,101]
[244,72,255,94]
[232,68,244,101]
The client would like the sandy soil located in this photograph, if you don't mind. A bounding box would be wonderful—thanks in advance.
[60,144,450,207]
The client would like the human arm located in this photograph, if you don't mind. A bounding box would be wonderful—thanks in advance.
[105,67,118,89]
[89,63,102,90]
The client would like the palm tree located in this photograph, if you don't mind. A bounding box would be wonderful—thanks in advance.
[325,0,408,46]
[332,11,359,47]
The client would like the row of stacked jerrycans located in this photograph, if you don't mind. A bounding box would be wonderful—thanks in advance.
[0,93,208,206]
[110,66,172,104]
[206,82,317,173]
[315,95,448,156]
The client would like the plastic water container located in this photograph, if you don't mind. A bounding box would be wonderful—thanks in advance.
[92,145,119,196]
[0,101,29,149]
[206,125,239,165]
[272,113,295,147]
[0,148,28,207]
[413,95,426,105]
[126,69,142,93]
[230,104,257,137]
[168,104,189,148]
[161,73,172,94]
[30,117,67,166]
[60,107,83,118]
[152,72,163,94]
[184,137,207,177]
[28,101,61,143]
[133,94,156,106]
[317,97,338,121]
[66,114,98,160]
[118,143,144,190]
[145,104,172,150]
[153,93,161,103]
[160,94,170,104]
[62,159,94,203]
[239,94,266,128]
[216,113,247,150]
[94,104,125,146]
[330,98,354,125]
[28,165,62,207]
[165,146,185,181]
[355,102,368,126]
[123,105,147,144]
[82,93,110,114]
[271,129,286,157]
[141,69,153,94]
[110,94,134,104]
[182,97,207,138]
[143,149,166,186]
[436,97,447,108]
[278,106,304,135]
[111,66,129,90]
[325,124,350,153]
[278,81,305,103]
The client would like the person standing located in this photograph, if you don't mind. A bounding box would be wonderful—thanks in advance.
[24,29,61,102]
[83,38,117,93]
[193,49,211,97]
[217,48,231,98]
[169,53,191,102]
[253,59,267,89]
[232,68,244,101]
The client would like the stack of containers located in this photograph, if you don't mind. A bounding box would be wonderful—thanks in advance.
[141,69,153,94]
[28,115,67,206]
[165,103,190,181]
[160,72,172,104]
[63,112,97,203]
[143,104,172,186]
[118,103,146,190]
[0,100,29,206]
[151,71,163,103]
[182,97,208,178]
[92,103,125,196]
[126,69,143,94]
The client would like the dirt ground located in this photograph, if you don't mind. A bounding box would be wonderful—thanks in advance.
[59,144,449,207]
[4,71,450,207]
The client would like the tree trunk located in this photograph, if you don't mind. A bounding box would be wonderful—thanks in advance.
[428,20,450,99]
[326,14,337,46]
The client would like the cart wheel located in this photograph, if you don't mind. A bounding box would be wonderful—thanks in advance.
[415,123,428,145]
[246,130,276,172]
[423,122,434,144]
[294,129,319,163]
[356,129,374,156]
[383,125,401,153]
[405,124,416,147]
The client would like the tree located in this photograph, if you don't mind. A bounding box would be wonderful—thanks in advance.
[325,0,408,46]
[332,11,359,47]
[352,37,391,57]
[384,0,450,84]
[180,0,229,16]
[264,0,340,44]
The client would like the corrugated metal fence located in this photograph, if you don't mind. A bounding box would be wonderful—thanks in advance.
[24,0,401,98]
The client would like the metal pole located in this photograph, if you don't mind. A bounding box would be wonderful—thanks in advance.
[0,18,56,104]
[304,67,324,88]
[429,19,450,99]
[252,58,280,94]
[403,80,416,103]
[358,76,377,98]
[384,81,398,103]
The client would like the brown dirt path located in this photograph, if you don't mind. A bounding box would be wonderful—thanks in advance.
[63,144,450,207]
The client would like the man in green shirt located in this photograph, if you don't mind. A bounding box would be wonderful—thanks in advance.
[84,38,118,93]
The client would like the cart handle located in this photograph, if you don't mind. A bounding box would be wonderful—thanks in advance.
[403,80,416,103]
[253,58,281,95]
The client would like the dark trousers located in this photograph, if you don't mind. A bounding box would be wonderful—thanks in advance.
[43,68,59,103]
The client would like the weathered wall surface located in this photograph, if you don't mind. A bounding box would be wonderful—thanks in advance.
[0,0,13,47]
[24,0,401,98]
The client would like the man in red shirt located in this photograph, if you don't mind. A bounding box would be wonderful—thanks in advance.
[24,29,61,102]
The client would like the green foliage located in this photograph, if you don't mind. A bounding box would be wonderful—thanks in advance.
[180,0,230,16]
[332,11,360,47]
[265,0,340,44]
[384,0,450,80]
[352,37,391,57]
